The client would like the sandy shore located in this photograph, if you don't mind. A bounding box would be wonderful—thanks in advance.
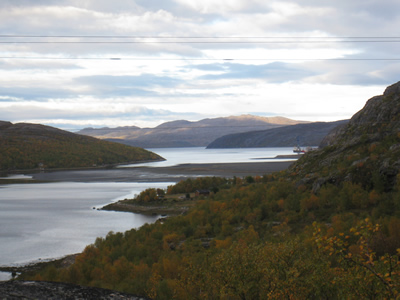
[31,161,294,183]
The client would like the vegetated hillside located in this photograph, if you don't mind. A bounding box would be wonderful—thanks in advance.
[77,115,308,148]
[29,82,400,299]
[206,120,348,148]
[0,121,164,171]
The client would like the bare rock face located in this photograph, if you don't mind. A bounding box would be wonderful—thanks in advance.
[320,81,400,149]
[290,81,400,192]
[0,280,150,300]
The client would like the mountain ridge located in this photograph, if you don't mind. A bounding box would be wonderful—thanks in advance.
[207,120,348,148]
[77,115,308,148]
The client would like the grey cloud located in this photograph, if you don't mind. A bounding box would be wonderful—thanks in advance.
[198,62,316,83]
[0,104,169,121]
[303,59,400,86]
[75,74,183,97]
[92,88,158,98]
[0,105,86,121]
[302,0,400,20]
[0,87,77,101]
[0,60,83,70]
[0,1,59,8]
[2,0,398,61]
[78,74,182,88]
[0,0,141,13]
[184,64,227,71]
[191,58,399,87]
[276,1,400,51]
[0,103,204,131]
[135,0,178,13]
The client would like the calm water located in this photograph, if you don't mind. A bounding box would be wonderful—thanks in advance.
[121,147,296,167]
[0,147,296,275]
[0,182,172,268]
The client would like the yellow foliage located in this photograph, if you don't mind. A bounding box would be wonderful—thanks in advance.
[215,237,232,249]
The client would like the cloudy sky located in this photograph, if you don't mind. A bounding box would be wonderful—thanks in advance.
[0,0,399,130]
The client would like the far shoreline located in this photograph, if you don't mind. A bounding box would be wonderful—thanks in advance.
[28,161,295,183]
[0,160,294,278]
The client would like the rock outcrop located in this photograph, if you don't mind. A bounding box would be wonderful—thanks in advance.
[320,81,400,149]
[290,81,400,192]
[0,280,150,300]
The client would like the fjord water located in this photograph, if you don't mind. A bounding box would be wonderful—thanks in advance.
[122,146,296,167]
[0,182,171,267]
[0,147,295,270]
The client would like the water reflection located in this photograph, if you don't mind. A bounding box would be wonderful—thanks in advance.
[120,147,296,167]
[0,271,12,281]
[0,182,172,266]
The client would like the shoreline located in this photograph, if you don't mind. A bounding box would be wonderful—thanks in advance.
[0,158,166,177]
[0,254,79,281]
[29,161,294,183]
[1,160,294,275]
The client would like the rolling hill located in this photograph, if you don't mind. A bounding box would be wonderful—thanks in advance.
[0,121,164,171]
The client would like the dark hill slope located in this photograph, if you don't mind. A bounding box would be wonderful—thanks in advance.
[290,81,400,192]
[0,122,163,171]
[206,120,348,148]
[0,280,148,300]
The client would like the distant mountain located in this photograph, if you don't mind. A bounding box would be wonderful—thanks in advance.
[0,121,163,171]
[206,120,348,148]
[77,115,308,148]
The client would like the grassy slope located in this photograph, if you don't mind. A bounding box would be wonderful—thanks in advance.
[0,122,163,170]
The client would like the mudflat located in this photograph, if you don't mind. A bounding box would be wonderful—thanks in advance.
[31,161,294,183]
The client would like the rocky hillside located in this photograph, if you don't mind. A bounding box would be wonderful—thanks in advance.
[206,120,348,148]
[289,81,400,192]
[0,280,149,300]
[77,115,307,148]
[0,121,163,171]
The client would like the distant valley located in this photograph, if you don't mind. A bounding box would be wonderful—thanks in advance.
[0,115,347,172]
[78,114,346,149]
[77,115,310,148]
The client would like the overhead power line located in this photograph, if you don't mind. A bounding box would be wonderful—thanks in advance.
[1,41,400,44]
[1,35,400,38]
[0,35,400,43]
[1,56,400,61]
[1,35,399,61]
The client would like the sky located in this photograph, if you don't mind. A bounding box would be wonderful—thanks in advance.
[0,0,399,131]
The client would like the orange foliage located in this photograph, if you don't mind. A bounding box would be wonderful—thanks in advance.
[215,237,232,249]
[301,193,320,210]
